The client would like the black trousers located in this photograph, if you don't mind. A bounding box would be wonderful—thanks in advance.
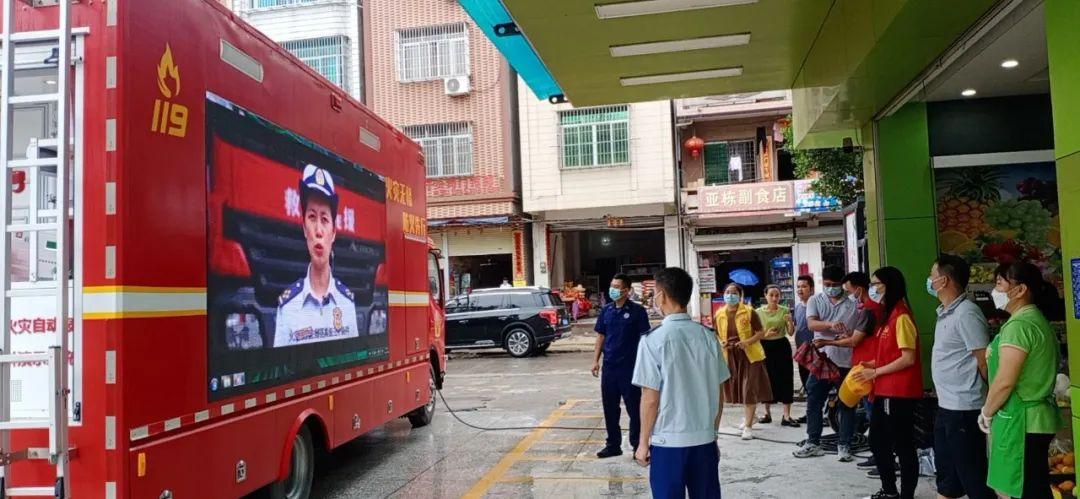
[601,370,640,450]
[1016,433,1054,499]
[934,408,995,499]
[870,397,919,499]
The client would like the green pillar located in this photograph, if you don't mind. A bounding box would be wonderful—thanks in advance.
[1046,0,1080,446]
[871,102,938,384]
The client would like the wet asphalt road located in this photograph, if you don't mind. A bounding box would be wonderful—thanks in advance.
[309,340,937,498]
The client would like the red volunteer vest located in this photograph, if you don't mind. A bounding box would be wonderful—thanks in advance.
[872,300,923,399]
[851,299,884,366]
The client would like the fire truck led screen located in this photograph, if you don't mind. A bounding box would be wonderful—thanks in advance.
[205,93,389,400]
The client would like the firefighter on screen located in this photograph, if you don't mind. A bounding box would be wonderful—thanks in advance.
[274,165,360,347]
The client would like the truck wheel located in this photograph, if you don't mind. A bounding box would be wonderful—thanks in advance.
[408,366,437,428]
[269,425,315,499]
[505,328,535,358]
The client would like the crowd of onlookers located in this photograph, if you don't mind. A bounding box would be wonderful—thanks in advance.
[589,256,1062,499]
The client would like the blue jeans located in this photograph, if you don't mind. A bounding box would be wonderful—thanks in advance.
[649,442,722,499]
[805,370,854,447]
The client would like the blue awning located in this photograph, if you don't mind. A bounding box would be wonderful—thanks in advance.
[458,0,564,102]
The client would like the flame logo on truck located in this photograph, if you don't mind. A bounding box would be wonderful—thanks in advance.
[151,43,189,138]
[156,45,181,98]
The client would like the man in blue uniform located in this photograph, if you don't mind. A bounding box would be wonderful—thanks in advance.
[274,164,360,347]
[591,273,651,458]
[634,267,729,498]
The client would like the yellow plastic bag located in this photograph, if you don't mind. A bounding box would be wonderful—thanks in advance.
[839,364,872,408]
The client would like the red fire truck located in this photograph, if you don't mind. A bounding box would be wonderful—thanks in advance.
[0,0,446,497]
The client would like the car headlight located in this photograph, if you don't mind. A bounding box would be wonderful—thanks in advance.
[225,313,262,350]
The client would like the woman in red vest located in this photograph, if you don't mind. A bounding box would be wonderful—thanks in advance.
[852,266,924,499]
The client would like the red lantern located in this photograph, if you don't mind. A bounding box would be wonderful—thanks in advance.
[684,135,704,159]
[11,170,25,194]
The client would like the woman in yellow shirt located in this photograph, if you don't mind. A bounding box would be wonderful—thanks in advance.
[715,283,772,440]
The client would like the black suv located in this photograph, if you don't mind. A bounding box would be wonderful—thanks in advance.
[444,287,571,357]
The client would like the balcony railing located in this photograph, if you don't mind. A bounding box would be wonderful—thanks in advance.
[682,179,841,216]
[236,0,347,15]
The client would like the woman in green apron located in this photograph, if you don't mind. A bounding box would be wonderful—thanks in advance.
[980,262,1061,499]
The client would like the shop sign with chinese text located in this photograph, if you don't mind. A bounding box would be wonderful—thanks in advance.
[697,181,794,214]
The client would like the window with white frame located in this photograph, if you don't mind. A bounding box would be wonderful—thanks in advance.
[395,23,469,83]
[280,36,349,89]
[404,122,474,178]
[558,106,630,168]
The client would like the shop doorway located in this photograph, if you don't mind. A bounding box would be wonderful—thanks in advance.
[448,254,512,296]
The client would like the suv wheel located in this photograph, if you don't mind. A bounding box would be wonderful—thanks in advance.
[504,328,535,358]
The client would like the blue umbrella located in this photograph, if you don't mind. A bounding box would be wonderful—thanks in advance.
[728,269,759,286]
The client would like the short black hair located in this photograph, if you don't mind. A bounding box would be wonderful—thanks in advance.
[842,272,870,290]
[612,273,632,289]
[935,254,971,290]
[822,265,845,283]
[653,267,693,308]
[797,275,815,287]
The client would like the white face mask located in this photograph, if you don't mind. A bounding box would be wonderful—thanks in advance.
[991,288,1011,310]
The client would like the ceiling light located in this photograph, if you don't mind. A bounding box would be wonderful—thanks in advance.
[620,66,742,86]
[596,0,758,19]
[610,33,750,57]
[961,88,977,97]
[1000,59,1019,69]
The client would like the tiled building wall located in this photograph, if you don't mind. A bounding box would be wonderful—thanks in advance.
[366,0,518,221]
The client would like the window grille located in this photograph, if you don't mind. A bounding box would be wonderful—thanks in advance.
[280,36,349,89]
[395,23,469,82]
[557,105,630,168]
[703,139,757,185]
[246,0,335,11]
[404,122,474,177]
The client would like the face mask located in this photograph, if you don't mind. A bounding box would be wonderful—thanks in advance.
[926,277,940,299]
[868,286,882,303]
[724,293,741,305]
[652,292,665,316]
[991,288,1011,310]
[608,287,623,301]
[847,293,858,303]
[825,286,843,299]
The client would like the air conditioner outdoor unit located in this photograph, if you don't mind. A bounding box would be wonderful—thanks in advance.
[444,75,471,96]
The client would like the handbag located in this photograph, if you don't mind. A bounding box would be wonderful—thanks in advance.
[794,341,841,382]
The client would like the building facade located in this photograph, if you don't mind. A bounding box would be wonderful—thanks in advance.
[518,81,679,311]
[367,0,524,298]
[233,0,364,100]
[676,91,844,323]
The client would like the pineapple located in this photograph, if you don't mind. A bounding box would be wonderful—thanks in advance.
[937,167,1002,238]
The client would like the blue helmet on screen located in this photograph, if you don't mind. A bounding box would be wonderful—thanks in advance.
[299,164,339,214]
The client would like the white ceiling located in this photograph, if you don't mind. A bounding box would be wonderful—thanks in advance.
[923,2,1049,102]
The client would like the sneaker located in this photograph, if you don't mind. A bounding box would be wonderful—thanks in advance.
[838,445,854,462]
[758,414,773,424]
[795,415,807,424]
[792,442,825,458]
[781,417,801,428]
[866,490,899,499]
[596,447,623,459]
[856,457,877,470]
[866,469,880,479]
[741,427,753,440]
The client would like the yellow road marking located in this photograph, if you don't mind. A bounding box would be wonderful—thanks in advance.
[462,399,586,498]
[517,455,598,462]
[498,476,648,483]
[532,439,607,445]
